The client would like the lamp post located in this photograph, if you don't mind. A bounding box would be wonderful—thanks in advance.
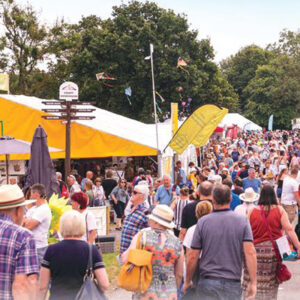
[145,43,161,176]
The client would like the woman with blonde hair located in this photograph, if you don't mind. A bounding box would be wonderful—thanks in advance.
[183,201,213,251]
[39,210,109,300]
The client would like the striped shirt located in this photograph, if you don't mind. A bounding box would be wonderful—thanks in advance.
[0,214,39,300]
[174,198,190,230]
[120,203,148,253]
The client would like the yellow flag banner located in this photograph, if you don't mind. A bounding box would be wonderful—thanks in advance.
[167,104,228,154]
[171,102,178,136]
[0,74,9,92]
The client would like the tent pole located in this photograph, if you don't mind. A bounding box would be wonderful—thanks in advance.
[5,154,9,184]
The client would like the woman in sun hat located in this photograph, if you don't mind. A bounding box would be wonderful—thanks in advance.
[234,187,259,217]
[122,204,184,300]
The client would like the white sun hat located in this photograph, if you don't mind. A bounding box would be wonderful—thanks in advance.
[148,204,175,229]
[239,187,259,203]
[0,185,36,209]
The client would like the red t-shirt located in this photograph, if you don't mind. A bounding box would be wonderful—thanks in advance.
[250,206,282,245]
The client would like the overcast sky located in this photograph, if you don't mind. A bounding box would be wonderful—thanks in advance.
[20,0,300,62]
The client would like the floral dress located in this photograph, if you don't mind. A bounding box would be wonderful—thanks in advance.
[134,228,182,300]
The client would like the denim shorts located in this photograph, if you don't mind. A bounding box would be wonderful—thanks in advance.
[197,278,242,300]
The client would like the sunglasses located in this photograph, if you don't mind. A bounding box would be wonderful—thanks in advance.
[133,190,142,195]
[121,181,127,184]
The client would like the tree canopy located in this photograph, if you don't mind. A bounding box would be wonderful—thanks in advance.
[0,0,298,128]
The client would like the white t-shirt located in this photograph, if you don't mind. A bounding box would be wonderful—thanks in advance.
[82,210,97,241]
[296,172,300,185]
[281,176,299,205]
[26,203,52,249]
[183,224,196,249]
[234,203,256,217]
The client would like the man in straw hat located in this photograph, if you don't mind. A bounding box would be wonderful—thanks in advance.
[0,184,39,300]
[234,187,259,217]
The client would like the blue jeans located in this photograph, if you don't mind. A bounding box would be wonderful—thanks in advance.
[197,278,242,300]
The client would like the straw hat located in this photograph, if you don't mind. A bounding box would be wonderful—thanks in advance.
[148,205,175,229]
[239,187,259,203]
[0,185,36,209]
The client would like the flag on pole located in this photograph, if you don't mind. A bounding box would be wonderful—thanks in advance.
[166,104,228,154]
[268,115,274,131]
[171,103,178,136]
[0,74,9,92]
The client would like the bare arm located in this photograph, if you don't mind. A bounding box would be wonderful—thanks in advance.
[183,248,200,292]
[170,198,177,210]
[179,228,187,242]
[94,268,109,292]
[88,229,97,244]
[294,191,300,206]
[38,267,50,300]
[243,241,257,300]
[279,206,300,255]
[12,274,31,300]
[24,219,40,231]
[174,250,184,288]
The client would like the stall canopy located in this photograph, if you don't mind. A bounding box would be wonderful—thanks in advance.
[0,95,158,160]
[219,113,262,131]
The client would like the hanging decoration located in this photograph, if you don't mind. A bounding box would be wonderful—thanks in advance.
[124,87,132,105]
[96,72,116,87]
[155,91,166,103]
[177,57,190,75]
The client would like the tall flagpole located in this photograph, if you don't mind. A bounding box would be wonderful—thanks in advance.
[147,44,161,177]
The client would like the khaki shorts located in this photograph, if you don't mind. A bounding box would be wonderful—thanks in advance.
[282,204,297,224]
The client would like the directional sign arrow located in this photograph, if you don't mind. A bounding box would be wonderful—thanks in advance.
[42,109,67,113]
[70,108,96,113]
[70,116,95,120]
[42,116,67,120]
[42,101,65,105]
[70,101,96,106]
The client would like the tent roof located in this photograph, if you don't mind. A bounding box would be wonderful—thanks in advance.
[219,113,262,131]
[0,95,158,159]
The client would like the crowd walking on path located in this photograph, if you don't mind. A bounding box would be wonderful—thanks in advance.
[0,129,300,300]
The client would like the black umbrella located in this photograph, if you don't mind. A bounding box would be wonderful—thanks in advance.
[24,125,59,199]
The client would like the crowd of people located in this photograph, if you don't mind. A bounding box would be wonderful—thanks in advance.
[0,129,300,300]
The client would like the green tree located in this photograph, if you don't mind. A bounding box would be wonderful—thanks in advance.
[0,0,51,94]
[220,45,273,112]
[268,29,300,58]
[51,1,238,122]
[244,54,300,129]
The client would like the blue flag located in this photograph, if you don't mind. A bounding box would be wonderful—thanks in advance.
[268,115,273,131]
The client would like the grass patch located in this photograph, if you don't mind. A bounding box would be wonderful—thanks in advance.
[102,252,121,287]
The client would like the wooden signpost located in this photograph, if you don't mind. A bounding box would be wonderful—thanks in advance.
[42,82,95,179]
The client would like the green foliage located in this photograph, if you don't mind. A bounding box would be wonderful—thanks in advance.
[220,45,273,112]
[48,1,238,122]
[0,0,49,93]
[244,54,300,129]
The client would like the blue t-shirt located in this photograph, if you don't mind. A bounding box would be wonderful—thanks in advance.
[154,185,179,205]
[230,192,241,211]
[178,168,187,186]
[243,178,262,193]
[231,151,240,162]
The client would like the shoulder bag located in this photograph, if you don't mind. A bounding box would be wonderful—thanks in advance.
[75,243,107,300]
[117,231,153,293]
[260,205,291,284]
